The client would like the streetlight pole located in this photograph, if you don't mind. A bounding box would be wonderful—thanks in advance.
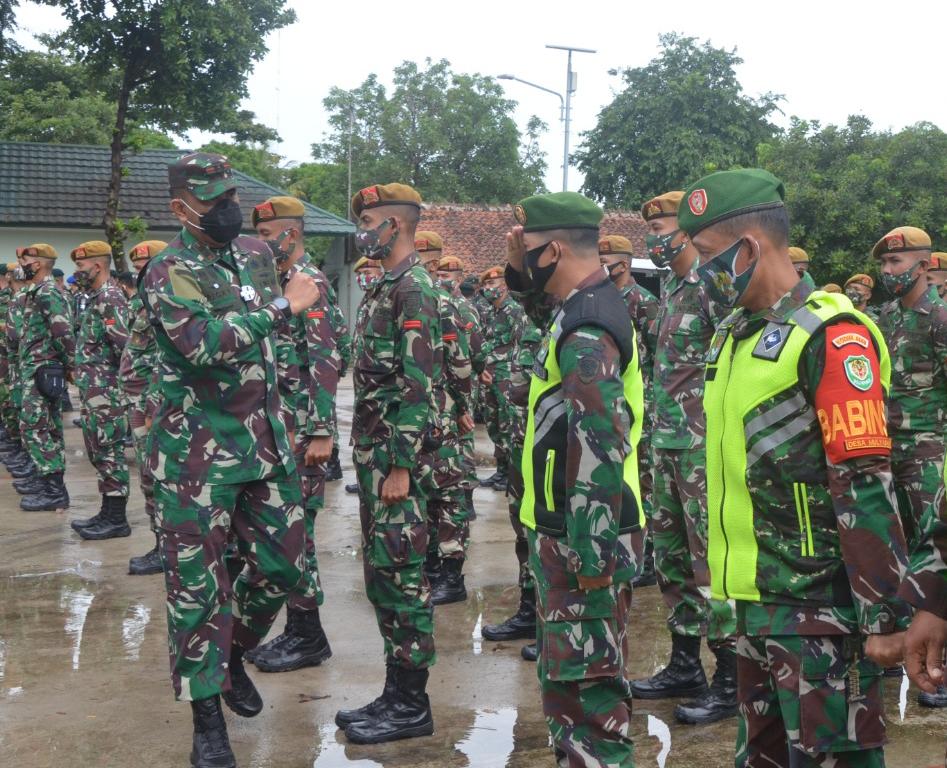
[546,44,595,191]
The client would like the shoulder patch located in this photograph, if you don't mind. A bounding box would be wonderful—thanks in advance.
[831,331,869,349]
[402,289,422,318]
[167,265,205,302]
[843,354,873,391]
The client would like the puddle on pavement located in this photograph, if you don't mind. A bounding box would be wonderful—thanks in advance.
[471,612,483,656]
[8,559,102,580]
[647,714,672,768]
[122,603,152,661]
[60,586,94,670]
[312,723,384,768]
[455,708,517,767]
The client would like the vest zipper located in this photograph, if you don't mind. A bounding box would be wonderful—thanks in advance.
[719,338,738,598]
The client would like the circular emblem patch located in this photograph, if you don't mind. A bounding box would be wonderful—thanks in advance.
[240,285,257,302]
[513,204,527,226]
[688,189,708,216]
[844,354,873,391]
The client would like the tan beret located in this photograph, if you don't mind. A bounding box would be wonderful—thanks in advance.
[130,240,168,260]
[844,273,875,289]
[438,255,464,271]
[353,256,382,271]
[930,252,947,271]
[71,241,111,262]
[414,231,443,252]
[871,226,932,260]
[7,262,18,271]
[599,235,634,257]
[22,243,58,260]
[640,191,683,221]
[481,266,504,281]
[351,183,422,218]
[788,247,809,265]
[252,196,306,226]
[822,283,842,293]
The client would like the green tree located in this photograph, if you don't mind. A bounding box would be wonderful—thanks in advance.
[575,33,781,208]
[758,116,947,289]
[313,58,547,204]
[37,0,295,261]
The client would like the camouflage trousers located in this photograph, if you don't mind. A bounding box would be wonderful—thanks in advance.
[735,633,886,767]
[354,442,436,670]
[459,430,478,489]
[891,439,945,553]
[6,376,22,439]
[80,398,129,497]
[529,530,634,768]
[419,437,469,563]
[285,452,326,612]
[651,447,736,640]
[507,440,535,591]
[19,379,65,475]
[129,405,156,530]
[154,469,305,701]
[485,370,513,470]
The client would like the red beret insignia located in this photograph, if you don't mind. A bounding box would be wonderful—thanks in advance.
[645,201,661,218]
[599,239,612,253]
[688,189,708,216]
[74,247,86,258]
[360,186,380,205]
[886,233,905,250]
[255,201,275,221]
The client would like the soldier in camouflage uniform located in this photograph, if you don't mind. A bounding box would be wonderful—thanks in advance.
[506,191,643,768]
[415,232,474,606]
[684,168,912,767]
[12,245,74,511]
[0,264,17,451]
[844,273,874,313]
[247,196,337,673]
[926,252,947,301]
[141,153,321,768]
[478,266,524,490]
[65,241,132,540]
[1,263,33,477]
[631,192,738,725]
[790,246,816,290]
[599,234,659,588]
[334,183,439,745]
[121,240,167,575]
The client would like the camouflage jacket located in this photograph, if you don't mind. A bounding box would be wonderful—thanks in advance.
[141,228,294,485]
[18,277,75,381]
[899,485,947,618]
[452,293,483,374]
[438,289,472,425]
[621,279,658,371]
[875,291,947,459]
[652,262,728,449]
[6,289,28,385]
[509,314,544,445]
[120,292,160,414]
[0,287,11,375]
[76,281,129,402]
[482,294,524,372]
[351,252,439,468]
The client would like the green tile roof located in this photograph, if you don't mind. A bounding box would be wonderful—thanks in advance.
[0,141,354,236]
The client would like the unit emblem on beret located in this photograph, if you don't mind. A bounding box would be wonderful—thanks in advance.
[361,186,379,205]
[886,233,905,250]
[688,189,707,216]
[255,201,275,220]
[513,204,527,226]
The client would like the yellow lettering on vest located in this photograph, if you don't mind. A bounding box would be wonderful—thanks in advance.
[817,408,831,444]
[831,404,850,440]
[866,399,888,436]
[846,400,866,436]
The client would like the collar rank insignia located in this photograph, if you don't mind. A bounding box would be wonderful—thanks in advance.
[763,328,782,350]
[752,322,793,361]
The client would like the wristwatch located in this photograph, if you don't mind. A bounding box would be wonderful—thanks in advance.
[271,296,292,320]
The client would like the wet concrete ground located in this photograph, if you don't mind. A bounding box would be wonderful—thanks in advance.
[1,380,946,767]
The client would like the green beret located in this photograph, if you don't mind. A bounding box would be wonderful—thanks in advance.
[678,169,785,238]
[513,191,603,233]
[0,264,8,276]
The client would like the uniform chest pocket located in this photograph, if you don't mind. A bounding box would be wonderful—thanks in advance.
[196,274,243,316]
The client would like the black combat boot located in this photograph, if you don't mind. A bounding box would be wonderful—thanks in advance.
[71,496,105,532]
[345,482,359,494]
[21,472,69,511]
[423,548,442,583]
[14,471,45,495]
[918,684,947,708]
[490,466,508,491]
[479,470,502,488]
[344,666,434,744]
[190,696,236,768]
[129,532,163,575]
[222,647,263,717]
[335,663,399,728]
[482,588,536,641]
[431,559,467,606]
[465,487,476,521]
[252,607,333,673]
[77,495,130,540]
[632,536,657,587]
[674,641,738,724]
[324,446,343,481]
[631,634,708,699]
[520,642,538,662]
[7,455,37,478]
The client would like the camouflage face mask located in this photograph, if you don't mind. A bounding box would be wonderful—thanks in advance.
[356,272,379,291]
[482,286,502,301]
[880,262,921,297]
[354,219,397,260]
[645,230,686,269]
[264,228,295,263]
[697,238,757,308]
[437,277,456,292]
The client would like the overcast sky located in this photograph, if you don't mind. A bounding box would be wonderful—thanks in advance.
[14,0,947,194]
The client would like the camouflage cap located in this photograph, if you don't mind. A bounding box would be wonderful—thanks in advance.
[130,240,168,260]
[788,246,809,265]
[599,235,634,257]
[513,191,602,233]
[871,226,932,260]
[679,169,785,238]
[351,183,422,217]
[71,240,111,262]
[252,196,305,227]
[640,191,684,221]
[930,252,947,271]
[22,243,57,260]
[822,283,842,293]
[481,265,504,281]
[168,152,237,202]
[845,273,875,289]
[414,231,444,252]
[353,256,382,271]
[438,255,464,271]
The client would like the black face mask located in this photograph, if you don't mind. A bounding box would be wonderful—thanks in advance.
[20,262,37,280]
[180,197,244,245]
[525,241,557,293]
[604,261,625,283]
[73,268,94,290]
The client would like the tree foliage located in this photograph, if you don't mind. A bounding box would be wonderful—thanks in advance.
[576,33,782,208]
[313,58,547,204]
[758,116,947,287]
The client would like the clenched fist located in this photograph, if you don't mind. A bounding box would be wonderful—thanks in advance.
[283,272,321,314]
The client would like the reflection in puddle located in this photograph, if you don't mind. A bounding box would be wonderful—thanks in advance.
[456,707,517,767]
[311,723,383,767]
[122,603,152,661]
[648,714,671,768]
[60,586,94,670]
[6,686,23,698]
[11,560,101,580]
[0,637,6,680]
[899,670,909,721]
[472,612,483,656]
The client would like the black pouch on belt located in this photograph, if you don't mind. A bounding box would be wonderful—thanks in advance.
[35,363,66,400]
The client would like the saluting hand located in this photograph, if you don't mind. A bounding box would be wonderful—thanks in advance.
[283,272,321,315]
[506,226,526,273]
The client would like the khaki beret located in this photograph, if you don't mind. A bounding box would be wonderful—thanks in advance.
[130,240,168,260]
[788,247,809,265]
[599,235,634,257]
[22,243,57,260]
[7,262,18,271]
[351,183,422,218]
[871,226,932,259]
[438,256,464,271]
[845,273,875,289]
[822,283,842,293]
[930,252,947,271]
[353,256,381,271]
[252,196,306,227]
[414,231,443,252]
[481,266,504,281]
[640,191,684,221]
[71,241,111,262]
